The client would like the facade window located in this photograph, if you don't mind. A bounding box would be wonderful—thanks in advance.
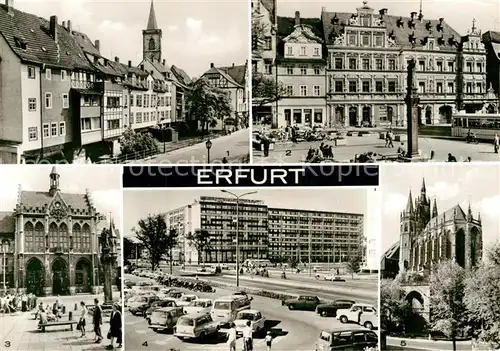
[45,93,52,109]
[388,59,396,71]
[61,70,67,81]
[59,122,66,136]
[476,63,482,73]
[28,66,36,79]
[349,58,357,70]
[314,66,320,75]
[361,35,370,46]
[300,66,307,75]
[436,82,443,93]
[136,112,143,123]
[466,82,473,93]
[335,81,343,92]
[264,64,272,74]
[137,94,142,107]
[107,120,120,130]
[448,82,454,93]
[28,98,36,111]
[349,81,357,93]
[348,34,356,46]
[437,61,443,71]
[388,81,396,92]
[144,112,150,122]
[45,68,52,80]
[419,60,425,71]
[418,82,426,93]
[476,82,482,93]
[287,66,293,75]
[304,109,312,124]
[264,37,272,50]
[314,109,323,123]
[335,58,343,69]
[362,81,370,93]
[286,85,293,96]
[28,127,38,141]
[313,85,320,96]
[293,109,302,124]
[448,62,454,72]
[466,62,473,72]
[313,47,320,56]
[362,58,370,70]
[51,123,57,136]
[130,94,135,107]
[300,46,306,56]
[62,93,69,108]
[287,46,293,56]
[375,59,382,70]
[375,35,383,47]
[43,123,49,137]
[360,16,370,26]
[375,81,383,92]
[300,85,307,96]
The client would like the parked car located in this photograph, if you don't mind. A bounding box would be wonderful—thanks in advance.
[315,327,378,350]
[145,299,178,324]
[174,313,220,340]
[315,300,356,317]
[128,295,160,316]
[282,295,322,311]
[149,306,185,332]
[183,299,213,315]
[177,294,198,307]
[336,304,377,325]
[233,291,253,301]
[317,274,346,282]
[360,310,378,330]
[233,310,266,336]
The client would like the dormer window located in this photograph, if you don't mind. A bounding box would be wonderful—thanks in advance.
[14,37,27,49]
[287,46,293,56]
[428,40,434,50]
[300,46,307,56]
[360,16,370,27]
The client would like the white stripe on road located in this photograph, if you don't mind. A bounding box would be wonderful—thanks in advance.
[135,329,149,334]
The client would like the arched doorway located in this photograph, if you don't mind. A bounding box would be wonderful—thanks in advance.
[26,258,45,296]
[455,229,465,268]
[439,105,453,124]
[487,104,496,114]
[362,106,371,125]
[349,107,358,126]
[75,258,92,293]
[425,106,432,124]
[335,106,345,125]
[406,290,424,314]
[387,106,394,124]
[52,258,69,296]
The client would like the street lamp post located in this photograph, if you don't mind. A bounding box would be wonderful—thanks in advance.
[2,242,7,293]
[221,190,258,287]
[205,139,212,163]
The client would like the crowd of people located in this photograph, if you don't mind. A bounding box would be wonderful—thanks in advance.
[226,321,273,351]
[0,292,37,313]
[305,143,335,163]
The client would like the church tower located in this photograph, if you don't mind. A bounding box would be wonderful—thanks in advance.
[49,166,60,196]
[415,178,431,232]
[400,190,415,272]
[143,0,162,62]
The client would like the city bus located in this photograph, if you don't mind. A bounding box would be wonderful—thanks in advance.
[242,259,272,268]
[452,113,500,141]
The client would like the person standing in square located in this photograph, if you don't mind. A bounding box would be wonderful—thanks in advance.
[93,298,103,343]
[265,331,273,351]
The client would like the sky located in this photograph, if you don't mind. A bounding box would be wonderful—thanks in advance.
[0,165,123,232]
[381,164,500,256]
[277,0,500,35]
[15,0,249,78]
[123,187,372,234]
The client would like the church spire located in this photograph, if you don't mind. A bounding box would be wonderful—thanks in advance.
[406,190,414,214]
[49,166,60,196]
[421,178,426,195]
[432,198,438,218]
[147,0,158,30]
[467,201,473,221]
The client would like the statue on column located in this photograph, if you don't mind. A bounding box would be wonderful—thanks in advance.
[404,59,421,159]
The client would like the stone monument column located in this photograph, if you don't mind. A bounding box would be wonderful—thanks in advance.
[404,59,420,159]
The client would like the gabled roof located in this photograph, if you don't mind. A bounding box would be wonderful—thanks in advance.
[202,66,242,87]
[0,212,15,233]
[424,204,467,232]
[171,65,192,86]
[0,5,95,70]
[276,16,324,59]
[218,64,246,86]
[19,191,92,212]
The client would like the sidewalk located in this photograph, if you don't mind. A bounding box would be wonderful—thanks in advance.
[0,294,121,351]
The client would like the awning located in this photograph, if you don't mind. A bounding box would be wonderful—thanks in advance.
[72,89,102,96]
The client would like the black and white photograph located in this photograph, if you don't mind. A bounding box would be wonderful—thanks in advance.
[0,0,250,164]
[0,166,123,350]
[251,0,500,163]
[122,187,380,350]
[380,164,500,350]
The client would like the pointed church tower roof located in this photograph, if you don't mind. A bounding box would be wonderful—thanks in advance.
[406,190,414,214]
[147,0,158,30]
[421,178,426,194]
[467,201,473,221]
[432,198,438,218]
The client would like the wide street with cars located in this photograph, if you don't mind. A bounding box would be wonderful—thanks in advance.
[123,267,379,351]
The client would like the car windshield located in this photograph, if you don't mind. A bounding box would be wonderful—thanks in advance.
[192,301,209,307]
[181,296,195,302]
[177,317,194,326]
[214,302,231,310]
[237,313,256,320]
[160,301,174,307]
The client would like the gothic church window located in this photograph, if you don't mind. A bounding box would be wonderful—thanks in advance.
[149,38,156,51]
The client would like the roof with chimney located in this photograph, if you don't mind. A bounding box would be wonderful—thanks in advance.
[276,15,324,60]
[0,4,96,70]
[218,64,246,86]
[171,65,193,86]
[202,65,244,88]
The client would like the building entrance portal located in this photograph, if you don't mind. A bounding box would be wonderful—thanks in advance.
[26,258,44,296]
[52,258,69,296]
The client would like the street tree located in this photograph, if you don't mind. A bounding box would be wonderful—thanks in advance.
[132,214,178,271]
[380,278,413,332]
[186,78,232,133]
[429,260,467,351]
[123,236,135,261]
[120,128,158,156]
[464,242,500,349]
[345,256,362,279]
[186,229,212,264]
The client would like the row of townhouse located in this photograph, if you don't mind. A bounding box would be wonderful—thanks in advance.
[0,0,190,164]
[252,0,498,129]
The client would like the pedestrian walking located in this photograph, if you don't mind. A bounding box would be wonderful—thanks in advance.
[226,322,237,351]
[494,134,499,153]
[78,301,88,338]
[93,298,103,343]
[106,303,122,349]
[385,132,390,147]
[243,320,253,351]
[387,131,394,148]
[222,157,228,164]
[265,331,273,351]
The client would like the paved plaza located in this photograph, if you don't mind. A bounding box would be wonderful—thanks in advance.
[0,294,120,351]
[253,132,500,163]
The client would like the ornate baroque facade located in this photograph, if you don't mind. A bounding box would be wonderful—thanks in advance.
[0,167,118,296]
